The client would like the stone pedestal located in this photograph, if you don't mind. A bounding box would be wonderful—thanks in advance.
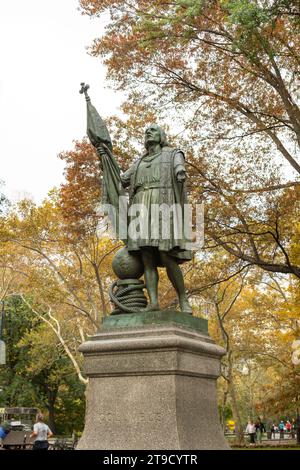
[77,311,229,450]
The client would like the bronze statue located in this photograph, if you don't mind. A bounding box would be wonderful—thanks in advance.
[80,83,192,315]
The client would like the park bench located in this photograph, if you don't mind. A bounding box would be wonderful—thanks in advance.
[2,431,34,450]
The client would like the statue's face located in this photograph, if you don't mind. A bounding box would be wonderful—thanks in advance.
[145,124,161,147]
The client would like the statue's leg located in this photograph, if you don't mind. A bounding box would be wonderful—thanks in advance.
[160,252,192,314]
[141,248,160,311]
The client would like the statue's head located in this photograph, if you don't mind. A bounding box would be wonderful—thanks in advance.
[144,123,168,150]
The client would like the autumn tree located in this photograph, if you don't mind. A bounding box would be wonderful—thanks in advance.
[80,0,299,170]
[181,245,300,439]
[216,269,300,425]
[0,194,119,384]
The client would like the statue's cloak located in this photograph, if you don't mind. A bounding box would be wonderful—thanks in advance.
[126,147,192,264]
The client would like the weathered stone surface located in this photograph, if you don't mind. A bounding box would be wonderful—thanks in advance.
[77,319,229,450]
[101,310,208,333]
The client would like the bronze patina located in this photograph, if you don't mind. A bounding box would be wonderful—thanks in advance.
[80,83,192,315]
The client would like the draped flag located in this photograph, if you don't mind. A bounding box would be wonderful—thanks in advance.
[80,83,127,241]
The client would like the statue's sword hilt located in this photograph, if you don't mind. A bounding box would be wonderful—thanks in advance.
[79,82,91,102]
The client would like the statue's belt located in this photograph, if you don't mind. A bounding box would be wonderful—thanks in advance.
[135,183,172,193]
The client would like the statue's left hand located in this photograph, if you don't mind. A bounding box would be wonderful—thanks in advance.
[176,170,186,183]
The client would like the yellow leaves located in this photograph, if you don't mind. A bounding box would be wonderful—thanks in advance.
[289,221,300,265]
[0,188,121,345]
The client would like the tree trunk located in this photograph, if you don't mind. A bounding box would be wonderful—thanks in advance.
[221,387,229,430]
[228,364,244,445]
[47,388,58,434]
[48,404,56,435]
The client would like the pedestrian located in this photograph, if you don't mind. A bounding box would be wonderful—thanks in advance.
[271,423,276,439]
[0,425,6,449]
[246,420,256,446]
[30,412,53,450]
[255,417,266,444]
[0,422,10,449]
[286,420,292,436]
[278,420,285,439]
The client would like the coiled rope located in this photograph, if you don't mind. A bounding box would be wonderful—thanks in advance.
[109,280,148,314]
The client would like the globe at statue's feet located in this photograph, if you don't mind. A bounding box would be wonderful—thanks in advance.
[180,297,193,315]
[143,303,160,312]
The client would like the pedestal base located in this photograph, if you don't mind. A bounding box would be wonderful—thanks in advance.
[77,312,229,450]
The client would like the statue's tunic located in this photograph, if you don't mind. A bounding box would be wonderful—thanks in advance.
[121,147,192,264]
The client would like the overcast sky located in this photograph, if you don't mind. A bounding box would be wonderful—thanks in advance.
[0,0,122,202]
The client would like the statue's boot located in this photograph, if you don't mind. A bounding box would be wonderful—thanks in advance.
[143,303,160,312]
[179,296,193,315]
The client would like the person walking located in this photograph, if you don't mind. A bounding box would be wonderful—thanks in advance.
[30,412,53,450]
[255,417,266,444]
[246,420,256,446]
[278,420,285,439]
[286,420,292,437]
[271,423,276,440]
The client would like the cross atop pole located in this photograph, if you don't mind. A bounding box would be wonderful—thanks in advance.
[79,82,91,102]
